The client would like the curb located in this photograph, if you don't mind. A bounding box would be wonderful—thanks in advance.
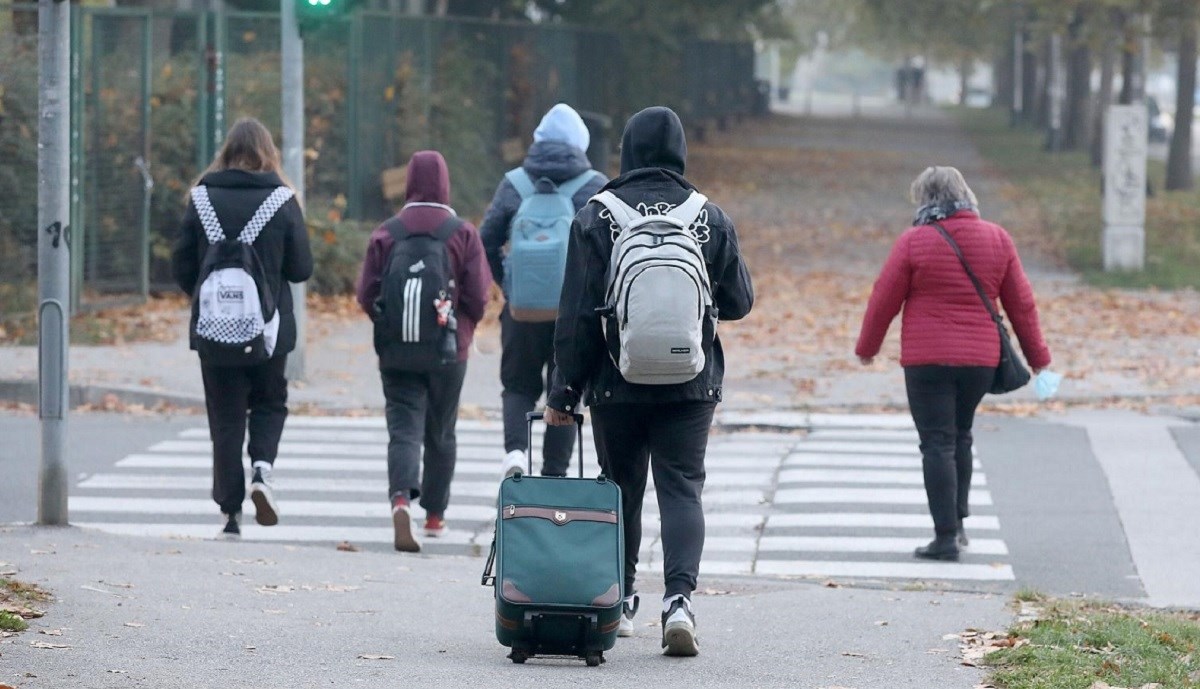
[0,379,205,412]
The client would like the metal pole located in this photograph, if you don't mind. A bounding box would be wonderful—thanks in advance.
[282,0,306,381]
[38,0,72,526]
[138,15,153,300]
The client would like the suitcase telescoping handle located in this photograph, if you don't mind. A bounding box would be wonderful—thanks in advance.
[525,411,585,479]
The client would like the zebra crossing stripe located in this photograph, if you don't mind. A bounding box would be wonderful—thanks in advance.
[772,487,993,506]
[784,454,981,470]
[764,513,1001,530]
[790,441,919,455]
[777,468,987,486]
[75,522,479,546]
[754,560,1014,581]
[757,536,1008,556]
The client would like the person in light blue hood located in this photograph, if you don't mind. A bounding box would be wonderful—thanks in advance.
[479,103,609,482]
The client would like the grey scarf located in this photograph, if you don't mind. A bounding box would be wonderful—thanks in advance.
[913,199,977,226]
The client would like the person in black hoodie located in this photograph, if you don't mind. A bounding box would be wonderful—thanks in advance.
[480,103,607,480]
[545,107,753,657]
[172,117,313,539]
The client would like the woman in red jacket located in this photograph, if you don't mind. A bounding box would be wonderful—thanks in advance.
[855,166,1050,562]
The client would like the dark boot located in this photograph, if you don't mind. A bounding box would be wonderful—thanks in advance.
[956,520,969,549]
[914,534,960,561]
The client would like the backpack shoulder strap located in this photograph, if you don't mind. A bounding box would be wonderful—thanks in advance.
[432,215,464,242]
[592,190,641,232]
[504,168,536,200]
[555,170,600,201]
[665,191,709,229]
[190,186,226,245]
[237,186,296,244]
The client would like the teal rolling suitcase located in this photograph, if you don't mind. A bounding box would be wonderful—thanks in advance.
[482,412,624,666]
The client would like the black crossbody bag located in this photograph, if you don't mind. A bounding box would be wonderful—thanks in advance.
[932,222,1031,394]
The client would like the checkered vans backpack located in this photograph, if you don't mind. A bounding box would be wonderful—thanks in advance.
[189,184,294,365]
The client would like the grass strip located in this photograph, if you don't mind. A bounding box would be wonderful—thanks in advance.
[957,107,1200,290]
[986,594,1200,689]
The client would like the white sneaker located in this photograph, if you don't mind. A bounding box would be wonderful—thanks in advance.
[249,464,278,527]
[618,594,639,637]
[661,595,699,656]
[501,450,526,479]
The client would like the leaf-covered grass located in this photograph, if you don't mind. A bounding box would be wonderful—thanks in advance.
[0,610,28,632]
[957,107,1200,290]
[987,597,1200,689]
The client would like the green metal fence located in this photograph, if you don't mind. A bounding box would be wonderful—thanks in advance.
[0,5,756,318]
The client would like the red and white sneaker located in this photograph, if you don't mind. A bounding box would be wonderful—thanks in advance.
[391,496,420,553]
[424,514,446,538]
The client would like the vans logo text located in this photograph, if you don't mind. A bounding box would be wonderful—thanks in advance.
[218,288,244,301]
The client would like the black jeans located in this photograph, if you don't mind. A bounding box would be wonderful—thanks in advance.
[500,306,573,476]
[590,401,715,600]
[381,362,468,515]
[904,365,992,536]
[200,355,289,515]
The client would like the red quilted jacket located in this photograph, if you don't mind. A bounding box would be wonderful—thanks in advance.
[855,210,1051,370]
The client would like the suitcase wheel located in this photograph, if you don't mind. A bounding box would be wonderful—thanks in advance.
[509,649,529,664]
[585,652,603,667]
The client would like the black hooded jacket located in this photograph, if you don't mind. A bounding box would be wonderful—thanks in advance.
[171,169,313,359]
[547,107,754,411]
[478,140,608,288]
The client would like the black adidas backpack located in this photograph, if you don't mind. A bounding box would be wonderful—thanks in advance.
[372,216,463,371]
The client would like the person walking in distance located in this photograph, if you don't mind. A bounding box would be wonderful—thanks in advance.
[480,103,607,480]
[545,107,753,656]
[357,151,491,552]
[855,166,1050,562]
[171,117,313,539]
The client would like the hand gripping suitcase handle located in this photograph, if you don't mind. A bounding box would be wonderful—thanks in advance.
[525,411,586,478]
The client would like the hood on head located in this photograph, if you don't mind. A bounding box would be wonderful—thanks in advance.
[534,103,590,152]
[405,150,450,205]
[619,106,686,175]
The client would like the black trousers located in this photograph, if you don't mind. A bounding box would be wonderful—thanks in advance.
[500,307,573,476]
[904,365,992,536]
[381,362,468,515]
[200,355,289,515]
[590,401,715,600]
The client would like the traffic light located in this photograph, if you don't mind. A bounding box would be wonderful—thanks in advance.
[296,0,361,31]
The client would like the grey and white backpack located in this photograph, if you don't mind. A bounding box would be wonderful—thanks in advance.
[189,184,293,365]
[593,190,715,385]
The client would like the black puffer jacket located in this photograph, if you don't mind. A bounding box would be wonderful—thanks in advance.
[547,107,754,411]
[479,140,608,288]
[171,169,313,358]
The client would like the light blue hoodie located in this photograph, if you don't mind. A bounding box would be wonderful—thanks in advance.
[533,103,590,151]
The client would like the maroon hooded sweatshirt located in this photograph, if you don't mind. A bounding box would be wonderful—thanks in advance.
[356,151,491,363]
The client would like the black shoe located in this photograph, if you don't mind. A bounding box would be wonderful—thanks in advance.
[914,537,959,562]
[661,596,699,657]
[220,512,241,539]
[957,527,969,549]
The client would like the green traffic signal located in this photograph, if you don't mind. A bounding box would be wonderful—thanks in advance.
[296,0,359,28]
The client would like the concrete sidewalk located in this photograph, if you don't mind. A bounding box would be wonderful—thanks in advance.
[0,525,1009,689]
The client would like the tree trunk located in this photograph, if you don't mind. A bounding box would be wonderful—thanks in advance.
[959,57,972,106]
[1064,10,1092,150]
[1036,38,1052,128]
[1167,8,1197,191]
[1118,12,1143,105]
[995,32,1014,109]
[1021,31,1038,124]
[1092,21,1118,167]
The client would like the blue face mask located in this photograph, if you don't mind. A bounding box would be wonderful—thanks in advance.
[1035,370,1063,401]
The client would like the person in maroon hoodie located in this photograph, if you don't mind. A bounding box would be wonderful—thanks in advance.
[855,166,1050,562]
[356,150,491,553]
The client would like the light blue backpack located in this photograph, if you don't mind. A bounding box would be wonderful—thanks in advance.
[503,168,598,322]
